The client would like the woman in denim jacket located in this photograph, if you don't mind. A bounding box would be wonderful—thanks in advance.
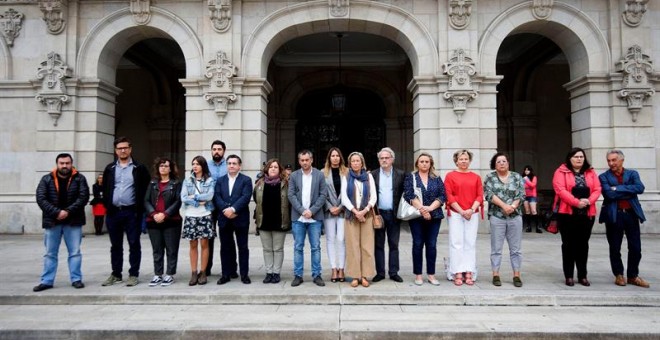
[180,155,216,286]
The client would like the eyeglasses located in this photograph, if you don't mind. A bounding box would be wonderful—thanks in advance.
[379,156,391,160]
[496,160,508,164]
[572,155,585,159]
[115,147,130,151]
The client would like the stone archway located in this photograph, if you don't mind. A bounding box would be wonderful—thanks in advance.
[74,7,204,172]
[239,1,438,169]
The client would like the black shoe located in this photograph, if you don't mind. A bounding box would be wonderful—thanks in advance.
[230,272,239,279]
[313,275,325,287]
[390,274,404,283]
[565,278,575,287]
[71,281,85,289]
[241,275,251,284]
[291,276,303,287]
[579,278,591,287]
[271,274,281,284]
[372,274,385,282]
[263,274,273,284]
[217,276,230,285]
[33,283,53,292]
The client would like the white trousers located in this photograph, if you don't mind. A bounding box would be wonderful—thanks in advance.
[447,212,479,275]
[324,216,346,269]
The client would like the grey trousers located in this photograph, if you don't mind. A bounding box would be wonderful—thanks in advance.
[489,215,523,272]
[259,230,287,274]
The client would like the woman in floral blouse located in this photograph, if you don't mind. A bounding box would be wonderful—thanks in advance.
[483,153,525,287]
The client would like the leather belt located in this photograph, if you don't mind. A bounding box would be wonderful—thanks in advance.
[115,205,136,211]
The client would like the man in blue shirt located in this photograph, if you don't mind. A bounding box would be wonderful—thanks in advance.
[206,140,229,277]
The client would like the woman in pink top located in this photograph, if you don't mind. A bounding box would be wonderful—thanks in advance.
[552,148,601,287]
[444,149,484,286]
[522,165,541,233]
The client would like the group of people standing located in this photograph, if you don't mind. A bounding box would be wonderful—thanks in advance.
[32,138,650,292]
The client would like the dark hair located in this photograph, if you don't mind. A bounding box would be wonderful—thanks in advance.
[260,158,287,183]
[227,154,242,165]
[489,152,509,170]
[522,165,535,181]
[113,136,132,148]
[323,147,348,176]
[152,157,179,180]
[55,153,72,163]
[564,147,591,173]
[211,140,226,150]
[191,155,211,180]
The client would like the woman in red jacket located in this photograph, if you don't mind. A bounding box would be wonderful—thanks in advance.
[552,148,602,287]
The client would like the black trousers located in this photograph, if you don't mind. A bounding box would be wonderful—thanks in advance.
[219,219,249,277]
[557,213,594,279]
[147,220,181,276]
[374,210,401,276]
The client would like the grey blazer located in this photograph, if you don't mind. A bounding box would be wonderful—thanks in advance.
[287,168,328,222]
[324,170,345,218]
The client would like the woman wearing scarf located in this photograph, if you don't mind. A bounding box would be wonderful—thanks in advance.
[253,159,290,284]
[341,152,377,287]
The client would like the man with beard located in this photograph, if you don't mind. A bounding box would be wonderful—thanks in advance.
[34,153,90,292]
[101,137,150,287]
[207,140,229,277]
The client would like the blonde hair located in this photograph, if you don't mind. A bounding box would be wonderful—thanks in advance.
[414,152,438,177]
[453,149,473,164]
[347,152,367,172]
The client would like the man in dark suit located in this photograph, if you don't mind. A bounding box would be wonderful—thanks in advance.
[214,154,254,284]
[599,149,649,288]
[288,150,328,287]
[371,147,405,283]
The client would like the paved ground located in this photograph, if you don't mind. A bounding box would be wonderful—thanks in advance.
[1,227,659,339]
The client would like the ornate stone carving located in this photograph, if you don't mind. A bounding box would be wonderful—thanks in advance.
[39,0,67,35]
[329,0,349,18]
[203,51,238,124]
[35,52,72,126]
[208,0,231,33]
[448,0,471,30]
[0,8,23,47]
[616,45,655,122]
[531,0,553,20]
[442,49,478,123]
[130,0,151,25]
[622,0,648,27]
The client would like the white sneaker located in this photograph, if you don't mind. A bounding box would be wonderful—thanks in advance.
[149,275,163,286]
[161,275,174,286]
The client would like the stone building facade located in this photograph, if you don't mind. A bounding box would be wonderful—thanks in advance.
[0,0,658,233]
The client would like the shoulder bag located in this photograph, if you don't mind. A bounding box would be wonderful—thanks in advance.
[397,173,422,221]
[372,206,383,229]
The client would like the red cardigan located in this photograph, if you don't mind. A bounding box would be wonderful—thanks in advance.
[552,164,602,217]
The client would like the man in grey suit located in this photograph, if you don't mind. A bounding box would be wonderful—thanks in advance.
[288,150,328,287]
[371,147,405,283]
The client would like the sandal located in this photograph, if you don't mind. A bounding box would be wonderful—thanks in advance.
[465,272,474,286]
[338,269,345,282]
[361,277,370,288]
[331,268,338,283]
[350,279,359,288]
[453,273,463,286]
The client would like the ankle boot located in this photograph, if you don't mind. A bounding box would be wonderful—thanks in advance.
[533,215,542,233]
[524,215,531,232]
[189,271,198,286]
[197,271,208,285]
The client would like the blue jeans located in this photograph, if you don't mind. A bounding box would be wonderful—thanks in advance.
[409,218,441,275]
[292,221,322,277]
[40,225,82,285]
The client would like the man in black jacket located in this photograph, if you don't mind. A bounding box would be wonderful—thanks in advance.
[101,137,150,287]
[34,153,89,292]
[371,147,405,283]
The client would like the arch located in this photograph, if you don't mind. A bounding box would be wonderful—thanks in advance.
[241,0,438,78]
[0,37,11,79]
[479,1,611,79]
[76,7,204,82]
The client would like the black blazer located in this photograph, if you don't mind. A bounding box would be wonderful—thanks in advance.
[371,167,405,211]
[214,173,253,227]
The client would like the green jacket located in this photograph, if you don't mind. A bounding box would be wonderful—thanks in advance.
[253,179,291,231]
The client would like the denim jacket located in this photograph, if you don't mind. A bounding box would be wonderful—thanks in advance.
[180,174,215,212]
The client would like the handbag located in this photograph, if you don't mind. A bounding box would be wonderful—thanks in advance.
[397,173,422,221]
[546,196,560,234]
[372,206,383,229]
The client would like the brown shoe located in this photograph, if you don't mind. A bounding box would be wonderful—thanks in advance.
[197,271,208,285]
[188,272,198,286]
[627,276,650,288]
[614,275,626,286]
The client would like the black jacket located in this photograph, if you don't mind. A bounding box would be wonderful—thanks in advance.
[101,159,150,215]
[144,178,182,227]
[371,167,405,211]
[36,168,90,228]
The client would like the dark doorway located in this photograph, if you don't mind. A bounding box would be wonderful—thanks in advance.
[296,87,385,170]
[115,38,186,168]
[496,33,572,208]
